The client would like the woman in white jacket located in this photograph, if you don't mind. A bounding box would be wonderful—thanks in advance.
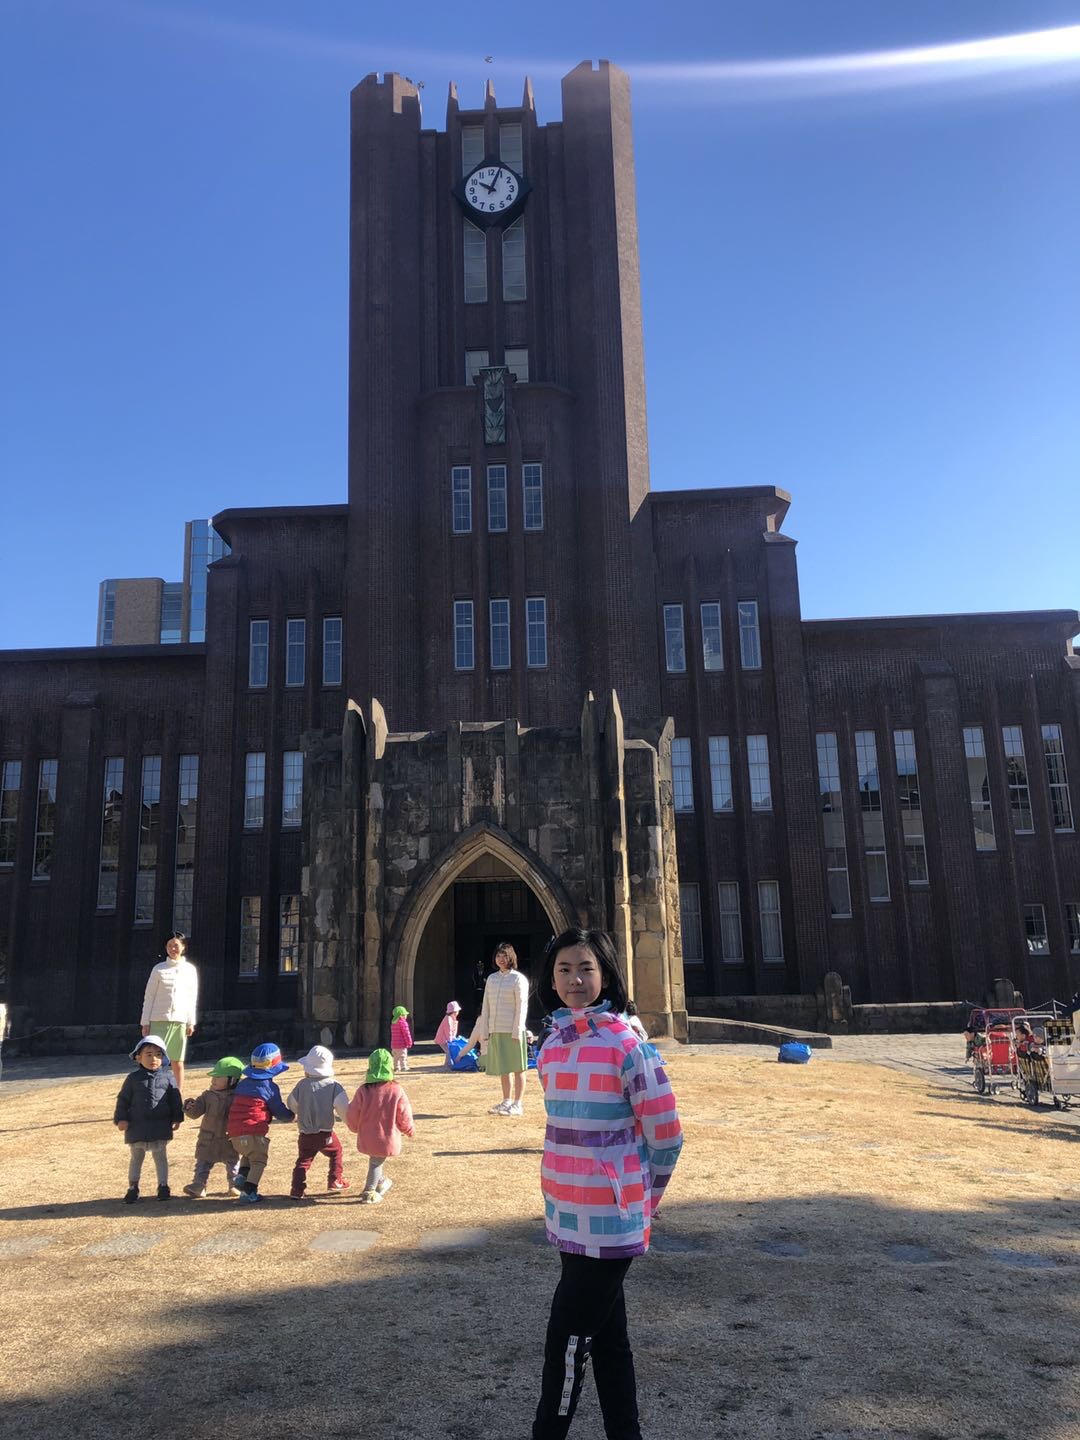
[141,933,198,1092]
[472,941,531,1116]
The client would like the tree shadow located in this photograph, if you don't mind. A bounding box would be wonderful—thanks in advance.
[4,1191,1080,1439]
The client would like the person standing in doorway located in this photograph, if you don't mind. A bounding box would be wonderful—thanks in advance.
[472,941,530,1116]
[140,933,198,1094]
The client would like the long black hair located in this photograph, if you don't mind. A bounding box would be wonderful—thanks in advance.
[537,928,629,1014]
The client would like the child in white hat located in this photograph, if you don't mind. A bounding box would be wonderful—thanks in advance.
[285,1045,351,1200]
[434,1000,462,1068]
[114,1035,184,1204]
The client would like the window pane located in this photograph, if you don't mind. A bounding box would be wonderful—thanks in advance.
[134,755,160,918]
[322,616,343,687]
[708,736,733,813]
[526,596,547,668]
[963,725,996,850]
[505,347,529,383]
[1067,902,1080,955]
[758,880,783,963]
[672,737,694,813]
[285,618,306,687]
[465,349,489,385]
[490,599,511,670]
[1042,723,1074,831]
[718,882,743,963]
[244,752,266,829]
[240,896,261,976]
[487,465,508,532]
[248,619,269,688]
[499,122,523,172]
[816,733,851,917]
[679,884,703,962]
[747,735,772,812]
[664,605,686,673]
[173,754,198,934]
[282,751,303,829]
[502,217,526,301]
[0,760,22,865]
[96,757,124,909]
[279,894,300,974]
[461,124,485,174]
[463,219,487,303]
[1002,725,1033,833]
[454,600,474,671]
[1024,903,1048,956]
[452,466,472,534]
[738,600,761,669]
[701,602,723,671]
[856,730,889,901]
[522,463,543,531]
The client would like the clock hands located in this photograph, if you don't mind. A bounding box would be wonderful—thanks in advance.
[479,168,503,194]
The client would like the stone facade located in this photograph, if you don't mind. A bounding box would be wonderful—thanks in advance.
[301,693,687,1045]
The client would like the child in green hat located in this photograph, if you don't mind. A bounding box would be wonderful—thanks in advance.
[182,1056,245,1198]
[344,1048,415,1203]
[390,1006,413,1072]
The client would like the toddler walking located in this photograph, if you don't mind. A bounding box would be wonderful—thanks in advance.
[114,1034,184,1203]
[345,1048,414,1203]
[434,1000,461,1067]
[286,1045,351,1199]
[226,1043,295,1204]
[390,1006,413,1071]
[182,1055,245,1198]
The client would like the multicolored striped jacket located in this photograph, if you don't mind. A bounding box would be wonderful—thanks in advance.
[536,1003,683,1259]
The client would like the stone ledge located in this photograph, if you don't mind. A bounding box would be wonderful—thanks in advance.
[687,1016,832,1049]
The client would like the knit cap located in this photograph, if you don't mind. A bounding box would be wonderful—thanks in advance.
[391,1006,408,1021]
[365,1048,394,1085]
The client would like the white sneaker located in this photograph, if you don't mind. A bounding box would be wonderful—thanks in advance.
[506,1101,524,1117]
[489,1099,512,1115]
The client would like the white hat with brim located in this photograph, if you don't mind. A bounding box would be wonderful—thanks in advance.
[131,1034,170,1061]
[296,1045,335,1078]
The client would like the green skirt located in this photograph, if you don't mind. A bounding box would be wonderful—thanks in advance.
[484,1032,528,1076]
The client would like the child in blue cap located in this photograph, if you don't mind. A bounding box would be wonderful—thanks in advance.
[226,1043,295,1203]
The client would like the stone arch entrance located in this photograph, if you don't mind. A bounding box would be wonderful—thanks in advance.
[385,823,578,1034]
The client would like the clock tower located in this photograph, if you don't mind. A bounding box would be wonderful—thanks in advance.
[344,62,658,731]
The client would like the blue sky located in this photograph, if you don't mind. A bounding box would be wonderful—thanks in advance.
[2,0,1079,649]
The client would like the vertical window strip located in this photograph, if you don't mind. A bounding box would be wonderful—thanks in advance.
[489,599,511,670]
[244,752,266,829]
[34,760,59,880]
[816,733,851,917]
[718,882,743,963]
[134,755,161,921]
[487,465,508,532]
[454,601,475,671]
[963,725,996,850]
[172,754,198,935]
[463,219,487,303]
[1024,903,1049,956]
[239,896,261,976]
[700,602,723,671]
[502,216,526,301]
[679,883,703,962]
[1041,723,1074,831]
[526,596,548,667]
[464,349,489,385]
[664,605,686,673]
[461,125,485,175]
[855,730,889,901]
[747,735,772,812]
[738,600,761,670]
[522,463,544,531]
[1066,902,1080,955]
[322,617,343,687]
[1002,726,1034,833]
[282,751,304,829]
[279,894,301,974]
[0,760,22,865]
[893,729,928,885]
[96,757,124,910]
[499,122,523,172]
[451,467,472,534]
[505,347,529,383]
[285,618,306,688]
[758,881,784,963]
[708,736,733,813]
[671,737,694,813]
[249,619,269,688]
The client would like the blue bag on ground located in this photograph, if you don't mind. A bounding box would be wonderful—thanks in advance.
[447,1036,480,1071]
[778,1041,812,1064]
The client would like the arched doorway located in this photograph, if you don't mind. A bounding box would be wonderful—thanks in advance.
[388,823,578,1038]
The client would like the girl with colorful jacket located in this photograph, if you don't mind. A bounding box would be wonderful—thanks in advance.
[390,1006,413,1072]
[531,928,682,1440]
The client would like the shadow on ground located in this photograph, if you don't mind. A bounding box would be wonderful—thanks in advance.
[4,1190,1079,1440]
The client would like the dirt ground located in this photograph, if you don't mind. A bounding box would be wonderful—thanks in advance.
[2,1043,1079,1440]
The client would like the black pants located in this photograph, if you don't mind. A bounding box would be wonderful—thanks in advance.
[532,1253,640,1440]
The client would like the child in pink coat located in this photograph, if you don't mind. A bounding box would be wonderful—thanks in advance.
[434,1000,461,1068]
[390,1005,413,1072]
[345,1047,414,1203]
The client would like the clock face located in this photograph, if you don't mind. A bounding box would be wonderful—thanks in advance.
[463,164,521,218]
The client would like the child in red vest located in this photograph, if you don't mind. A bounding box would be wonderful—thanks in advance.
[226,1043,295,1203]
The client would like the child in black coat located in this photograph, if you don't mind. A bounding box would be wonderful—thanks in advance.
[114,1034,184,1203]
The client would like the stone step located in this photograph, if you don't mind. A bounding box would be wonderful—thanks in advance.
[686,1015,832,1049]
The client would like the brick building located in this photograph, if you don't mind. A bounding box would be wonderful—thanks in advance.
[2,63,1078,1049]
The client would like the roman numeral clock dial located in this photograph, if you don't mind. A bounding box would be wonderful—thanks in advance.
[455,160,531,229]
